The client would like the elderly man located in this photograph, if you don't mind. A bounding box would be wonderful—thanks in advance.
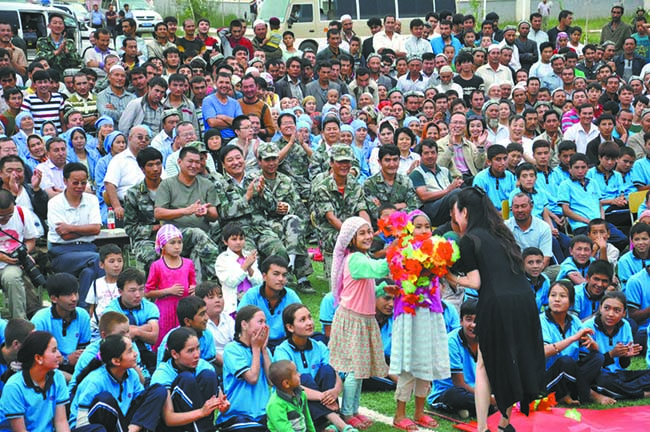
[97,64,136,124]
[505,193,554,268]
[154,146,222,281]
[103,125,150,221]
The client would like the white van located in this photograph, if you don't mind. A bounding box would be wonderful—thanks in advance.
[0,2,82,60]
[100,0,162,34]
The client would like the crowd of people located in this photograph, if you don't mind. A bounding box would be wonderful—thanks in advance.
[1,2,650,431]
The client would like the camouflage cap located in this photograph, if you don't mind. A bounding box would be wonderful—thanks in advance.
[330,144,354,162]
[258,142,280,159]
[187,141,208,152]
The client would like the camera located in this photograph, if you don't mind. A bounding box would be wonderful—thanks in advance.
[10,246,46,287]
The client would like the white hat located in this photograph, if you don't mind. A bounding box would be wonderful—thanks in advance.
[253,19,266,28]
[340,14,352,22]
[488,44,501,52]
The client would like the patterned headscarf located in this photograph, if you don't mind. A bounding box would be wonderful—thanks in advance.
[155,224,183,254]
[331,216,372,305]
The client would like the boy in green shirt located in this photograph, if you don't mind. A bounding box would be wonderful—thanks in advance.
[267,360,316,432]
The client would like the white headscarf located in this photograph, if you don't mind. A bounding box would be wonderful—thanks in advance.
[331,217,371,305]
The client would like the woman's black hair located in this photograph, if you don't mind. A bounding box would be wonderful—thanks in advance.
[75,334,128,387]
[17,331,54,370]
[599,291,627,312]
[282,303,309,337]
[162,327,198,363]
[455,187,523,273]
[549,279,576,306]
[234,305,263,341]
[393,127,416,147]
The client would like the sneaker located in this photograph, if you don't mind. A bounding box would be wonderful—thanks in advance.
[458,409,470,419]
[297,280,316,294]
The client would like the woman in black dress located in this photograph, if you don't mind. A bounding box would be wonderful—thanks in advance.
[446,187,546,432]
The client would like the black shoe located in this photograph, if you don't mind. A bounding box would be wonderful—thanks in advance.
[498,425,515,432]
[297,280,316,294]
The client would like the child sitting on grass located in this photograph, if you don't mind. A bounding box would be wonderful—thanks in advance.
[267,359,316,432]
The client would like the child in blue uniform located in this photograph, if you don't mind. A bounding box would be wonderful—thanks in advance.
[540,281,614,405]
[472,144,515,211]
[30,273,92,375]
[570,260,614,321]
[150,327,228,432]
[584,292,650,400]
[0,331,103,432]
[556,235,595,284]
[274,303,354,432]
[70,334,168,432]
[0,319,34,390]
[523,247,550,312]
[218,305,273,432]
[618,223,650,290]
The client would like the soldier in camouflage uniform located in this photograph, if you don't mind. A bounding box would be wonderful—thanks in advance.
[153,146,223,282]
[309,116,362,186]
[36,14,82,74]
[274,113,313,201]
[311,144,371,278]
[256,142,315,293]
[218,144,289,262]
[363,144,421,222]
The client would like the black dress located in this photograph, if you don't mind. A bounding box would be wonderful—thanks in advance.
[454,227,546,416]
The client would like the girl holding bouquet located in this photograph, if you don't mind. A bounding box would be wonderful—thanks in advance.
[329,217,390,430]
[388,210,451,430]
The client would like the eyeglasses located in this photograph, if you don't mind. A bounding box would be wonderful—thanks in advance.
[135,135,151,141]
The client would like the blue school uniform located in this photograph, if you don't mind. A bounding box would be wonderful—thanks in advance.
[69,338,146,391]
[584,316,633,373]
[379,316,393,357]
[557,177,603,231]
[631,157,650,188]
[551,165,571,189]
[150,357,215,389]
[442,300,460,333]
[536,168,563,215]
[103,297,160,349]
[319,293,337,330]
[508,187,550,219]
[556,256,594,281]
[528,273,551,312]
[156,326,216,365]
[472,168,515,210]
[620,170,637,197]
[626,269,650,333]
[70,366,144,427]
[274,337,330,379]
[0,370,69,432]
[219,340,271,424]
[238,285,302,343]
[31,306,91,359]
[540,309,585,369]
[0,319,6,346]
[617,250,648,291]
[428,328,477,404]
[587,167,624,210]
[571,283,602,320]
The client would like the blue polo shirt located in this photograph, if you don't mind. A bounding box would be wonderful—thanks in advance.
[508,187,550,219]
[0,319,6,346]
[586,167,624,209]
[379,316,393,357]
[69,337,146,391]
[570,283,602,320]
[428,328,477,404]
[556,256,594,281]
[0,370,69,432]
[584,316,632,373]
[150,357,214,389]
[551,165,571,189]
[505,216,554,259]
[535,168,563,215]
[103,296,160,349]
[631,157,650,188]
[219,340,271,424]
[626,269,650,332]
[31,306,91,359]
[70,366,144,427]
[557,177,603,231]
[472,168,515,210]
[238,285,302,342]
[528,273,550,312]
[617,250,648,291]
[274,337,330,379]
[319,293,337,329]
[540,309,585,369]
[157,326,216,365]
[619,170,637,197]
[201,94,243,139]
[442,300,460,333]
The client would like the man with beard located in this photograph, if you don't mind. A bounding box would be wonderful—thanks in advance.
[600,5,632,55]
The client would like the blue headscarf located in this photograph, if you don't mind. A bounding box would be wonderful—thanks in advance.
[103,131,125,155]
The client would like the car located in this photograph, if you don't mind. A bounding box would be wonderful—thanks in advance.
[101,0,161,35]
[53,2,91,40]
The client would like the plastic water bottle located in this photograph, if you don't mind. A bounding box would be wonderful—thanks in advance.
[107,207,115,229]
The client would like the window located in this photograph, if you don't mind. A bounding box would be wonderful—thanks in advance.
[290,4,314,23]
[358,0,396,20]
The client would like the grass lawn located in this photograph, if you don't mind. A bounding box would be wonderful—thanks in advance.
[303,259,650,431]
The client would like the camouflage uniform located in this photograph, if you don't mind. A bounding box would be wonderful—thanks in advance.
[275,136,312,201]
[36,36,82,74]
[363,172,422,220]
[123,180,158,272]
[220,171,288,261]
[309,141,361,185]
[256,142,312,280]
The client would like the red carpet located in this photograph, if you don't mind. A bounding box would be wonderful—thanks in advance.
[481,406,650,431]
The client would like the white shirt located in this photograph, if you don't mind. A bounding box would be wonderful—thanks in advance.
[564,122,599,154]
[404,36,433,56]
[84,46,118,67]
[207,313,235,356]
[37,159,65,192]
[86,276,119,322]
[104,148,144,201]
[476,64,514,89]
[214,248,263,316]
[47,192,101,244]
[373,31,405,54]
[0,206,40,270]
[487,124,510,147]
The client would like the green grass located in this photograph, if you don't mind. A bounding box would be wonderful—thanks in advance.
[304,258,650,431]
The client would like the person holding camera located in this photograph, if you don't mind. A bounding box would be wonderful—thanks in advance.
[0,189,42,319]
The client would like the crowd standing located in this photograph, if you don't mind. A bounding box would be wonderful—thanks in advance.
[1,2,650,431]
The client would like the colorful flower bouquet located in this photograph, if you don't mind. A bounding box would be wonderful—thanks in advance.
[378,211,460,316]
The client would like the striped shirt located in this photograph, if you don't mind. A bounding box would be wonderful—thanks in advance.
[21,92,65,132]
